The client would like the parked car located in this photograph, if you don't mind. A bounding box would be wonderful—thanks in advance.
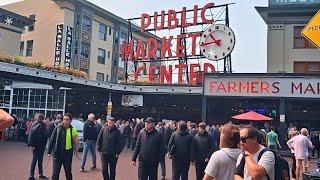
[71,119,85,150]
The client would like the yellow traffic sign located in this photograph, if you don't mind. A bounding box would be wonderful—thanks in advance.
[301,10,320,48]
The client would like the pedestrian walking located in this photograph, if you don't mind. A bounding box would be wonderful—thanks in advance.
[203,123,241,180]
[287,128,313,180]
[97,117,122,180]
[122,121,132,150]
[131,119,144,150]
[28,113,48,180]
[191,122,215,180]
[287,130,299,180]
[168,121,193,180]
[266,126,281,150]
[80,113,99,172]
[132,117,165,180]
[157,122,166,180]
[47,113,79,180]
[235,126,275,180]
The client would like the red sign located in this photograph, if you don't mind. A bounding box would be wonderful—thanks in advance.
[121,3,217,85]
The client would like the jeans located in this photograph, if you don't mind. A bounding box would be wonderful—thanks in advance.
[160,159,166,177]
[101,154,117,180]
[172,160,190,180]
[81,140,97,169]
[29,148,45,177]
[195,161,208,180]
[291,153,296,178]
[52,150,73,180]
[138,161,158,180]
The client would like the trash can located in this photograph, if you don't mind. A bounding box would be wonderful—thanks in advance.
[303,171,320,180]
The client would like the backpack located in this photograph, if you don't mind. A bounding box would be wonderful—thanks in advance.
[235,148,290,180]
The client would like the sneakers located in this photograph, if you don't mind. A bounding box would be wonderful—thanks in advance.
[80,168,85,172]
[91,165,96,169]
[28,177,35,180]
[39,175,49,179]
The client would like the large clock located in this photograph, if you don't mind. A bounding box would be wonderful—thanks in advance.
[200,24,236,61]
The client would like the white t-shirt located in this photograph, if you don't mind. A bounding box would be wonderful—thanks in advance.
[205,148,241,180]
[287,134,313,159]
[236,145,275,180]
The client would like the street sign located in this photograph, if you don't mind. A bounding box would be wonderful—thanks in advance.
[301,10,320,48]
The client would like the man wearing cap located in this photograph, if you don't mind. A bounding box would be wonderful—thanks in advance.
[97,117,122,180]
[132,117,165,180]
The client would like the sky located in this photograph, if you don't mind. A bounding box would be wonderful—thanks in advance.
[0,0,269,73]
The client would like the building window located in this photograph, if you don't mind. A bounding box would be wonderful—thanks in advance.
[28,14,35,31]
[109,27,112,35]
[99,24,107,41]
[47,89,64,109]
[19,41,24,56]
[74,41,79,55]
[29,89,46,109]
[98,48,106,64]
[108,51,111,59]
[26,40,33,57]
[82,15,91,32]
[294,26,316,48]
[96,72,104,81]
[13,89,29,108]
[81,42,90,58]
[294,62,320,73]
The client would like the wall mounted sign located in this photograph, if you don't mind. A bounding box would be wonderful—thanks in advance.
[54,24,63,67]
[65,26,73,69]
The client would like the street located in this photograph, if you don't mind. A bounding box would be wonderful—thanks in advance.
[0,142,318,180]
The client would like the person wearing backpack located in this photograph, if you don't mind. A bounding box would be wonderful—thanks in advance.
[203,123,241,180]
[47,113,79,180]
[97,117,122,180]
[168,121,193,180]
[28,113,48,180]
[235,126,275,180]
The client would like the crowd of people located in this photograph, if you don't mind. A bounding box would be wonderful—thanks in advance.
[0,109,318,180]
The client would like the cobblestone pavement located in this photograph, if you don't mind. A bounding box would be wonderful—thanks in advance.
[0,142,317,180]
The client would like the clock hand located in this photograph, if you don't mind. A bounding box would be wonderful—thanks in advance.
[200,41,216,46]
[209,34,221,46]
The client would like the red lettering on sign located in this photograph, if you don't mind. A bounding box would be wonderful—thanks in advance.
[193,5,198,26]
[201,3,215,24]
[148,65,158,83]
[168,10,178,29]
[210,81,217,93]
[121,40,134,60]
[154,11,165,31]
[181,7,192,28]
[134,66,146,80]
[189,64,200,85]
[239,82,249,93]
[228,81,237,93]
[141,13,151,32]
[189,33,201,56]
[204,63,216,73]
[261,82,269,93]
[135,39,146,60]
[217,82,227,93]
[251,82,259,93]
[176,34,187,58]
[160,65,172,84]
[147,38,158,60]
[291,82,302,94]
[161,36,173,58]
[175,64,187,84]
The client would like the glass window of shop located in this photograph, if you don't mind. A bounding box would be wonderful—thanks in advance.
[0,89,10,108]
[29,89,46,109]
[13,89,29,108]
[47,90,64,109]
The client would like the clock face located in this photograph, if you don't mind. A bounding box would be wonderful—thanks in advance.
[200,24,236,61]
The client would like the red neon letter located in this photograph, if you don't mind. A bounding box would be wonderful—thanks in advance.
[147,38,158,60]
[154,11,165,31]
[135,39,146,60]
[168,10,178,29]
[175,64,187,84]
[204,63,216,73]
[134,66,146,80]
[148,65,158,83]
[188,33,201,56]
[141,13,151,32]
[209,81,217,93]
[181,7,192,27]
[201,3,215,24]
[161,36,173,58]
[160,65,172,84]
[176,34,187,58]
[193,5,198,26]
[189,64,200,85]
[121,40,134,61]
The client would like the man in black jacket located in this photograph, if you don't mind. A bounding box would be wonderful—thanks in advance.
[80,113,99,172]
[47,114,62,139]
[48,113,79,180]
[168,121,193,180]
[97,117,122,180]
[132,117,165,180]
[28,113,48,180]
[191,122,215,180]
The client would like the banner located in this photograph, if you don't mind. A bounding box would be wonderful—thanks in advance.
[54,24,63,67]
[121,95,143,107]
[65,26,73,69]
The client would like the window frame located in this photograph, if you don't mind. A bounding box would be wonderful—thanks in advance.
[98,48,106,65]
[99,24,107,41]
[26,40,33,57]
[293,26,316,49]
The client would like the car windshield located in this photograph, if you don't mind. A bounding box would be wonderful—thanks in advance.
[71,120,84,132]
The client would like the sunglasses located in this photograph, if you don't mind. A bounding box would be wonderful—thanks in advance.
[240,136,254,143]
